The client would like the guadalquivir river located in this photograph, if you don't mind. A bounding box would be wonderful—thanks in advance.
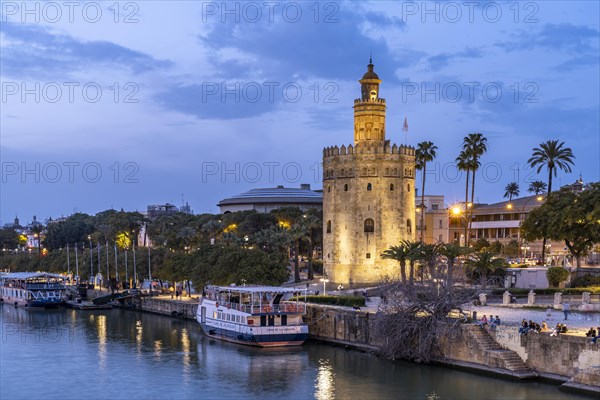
[0,305,593,400]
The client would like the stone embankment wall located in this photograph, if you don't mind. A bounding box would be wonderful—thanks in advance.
[305,305,600,392]
[305,304,378,350]
[491,325,600,388]
[140,297,198,319]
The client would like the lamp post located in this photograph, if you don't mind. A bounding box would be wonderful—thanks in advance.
[320,278,329,295]
[88,235,93,283]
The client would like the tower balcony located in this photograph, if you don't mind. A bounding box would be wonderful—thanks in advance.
[354,98,386,104]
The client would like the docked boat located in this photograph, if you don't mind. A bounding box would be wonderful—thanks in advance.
[197,285,309,347]
[0,272,67,308]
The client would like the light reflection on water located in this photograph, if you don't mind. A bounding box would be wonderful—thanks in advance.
[315,359,335,400]
[0,305,595,400]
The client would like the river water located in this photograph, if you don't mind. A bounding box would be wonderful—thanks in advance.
[0,305,592,400]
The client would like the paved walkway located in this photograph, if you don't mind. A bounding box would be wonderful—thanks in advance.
[467,305,600,331]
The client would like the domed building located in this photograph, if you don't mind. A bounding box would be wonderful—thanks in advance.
[322,59,416,286]
[218,184,322,213]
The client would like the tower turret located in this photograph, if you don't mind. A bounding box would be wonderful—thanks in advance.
[353,59,386,144]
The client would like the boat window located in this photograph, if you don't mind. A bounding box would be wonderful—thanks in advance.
[236,315,240,323]
[213,311,217,318]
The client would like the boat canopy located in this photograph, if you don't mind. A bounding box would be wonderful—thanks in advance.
[1,272,66,281]
[205,285,306,294]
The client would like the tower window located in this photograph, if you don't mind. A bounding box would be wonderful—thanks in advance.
[364,218,374,233]
[366,253,371,259]
[344,184,348,192]
[326,220,331,233]
[328,186,331,193]
[407,219,412,234]
[407,184,411,192]
[367,183,372,191]
[390,183,394,191]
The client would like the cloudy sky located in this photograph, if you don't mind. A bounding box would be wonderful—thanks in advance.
[1,0,599,224]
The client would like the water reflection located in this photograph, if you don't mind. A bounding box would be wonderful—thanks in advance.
[315,359,335,400]
[0,305,595,400]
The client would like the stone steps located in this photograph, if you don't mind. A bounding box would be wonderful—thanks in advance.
[465,325,535,377]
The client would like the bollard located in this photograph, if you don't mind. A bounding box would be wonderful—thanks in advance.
[479,293,487,306]
[527,290,536,305]
[554,292,563,308]
[503,291,512,305]
[582,292,591,304]
[472,311,477,322]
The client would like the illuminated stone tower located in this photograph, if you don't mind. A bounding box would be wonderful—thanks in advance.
[322,59,416,285]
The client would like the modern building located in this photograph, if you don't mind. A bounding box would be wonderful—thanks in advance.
[322,59,416,285]
[217,184,322,214]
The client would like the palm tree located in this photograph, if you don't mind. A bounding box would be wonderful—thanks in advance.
[528,180,547,195]
[456,149,472,244]
[503,182,520,201]
[527,140,575,263]
[438,243,469,290]
[382,241,412,286]
[462,133,488,245]
[463,250,506,288]
[415,141,438,242]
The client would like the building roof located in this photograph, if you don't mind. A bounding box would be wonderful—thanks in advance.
[475,194,546,212]
[218,185,322,207]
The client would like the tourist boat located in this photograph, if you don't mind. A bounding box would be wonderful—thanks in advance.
[197,285,309,347]
[0,272,67,308]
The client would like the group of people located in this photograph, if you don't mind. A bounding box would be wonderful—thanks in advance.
[477,314,501,330]
[519,319,546,335]
[549,323,569,336]
[586,327,600,344]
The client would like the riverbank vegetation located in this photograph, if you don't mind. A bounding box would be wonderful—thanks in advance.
[0,207,323,288]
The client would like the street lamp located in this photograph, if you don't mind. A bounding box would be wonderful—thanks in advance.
[88,235,93,283]
[320,278,329,295]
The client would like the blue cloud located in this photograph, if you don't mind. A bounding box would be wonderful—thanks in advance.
[496,23,599,71]
[1,23,172,79]
[426,47,485,71]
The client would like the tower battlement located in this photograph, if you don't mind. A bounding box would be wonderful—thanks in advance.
[322,143,415,158]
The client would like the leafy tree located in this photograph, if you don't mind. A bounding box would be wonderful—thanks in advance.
[527,139,575,263]
[504,239,520,258]
[546,267,569,288]
[488,241,502,255]
[503,182,520,201]
[416,141,438,242]
[522,183,600,273]
[0,228,20,252]
[528,180,547,195]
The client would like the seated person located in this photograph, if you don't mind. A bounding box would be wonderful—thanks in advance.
[478,315,488,326]
[585,327,597,337]
[518,320,529,335]
[560,324,568,333]
[541,321,549,332]
[494,316,501,325]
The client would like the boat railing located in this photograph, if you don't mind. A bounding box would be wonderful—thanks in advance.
[214,301,306,314]
[26,284,66,290]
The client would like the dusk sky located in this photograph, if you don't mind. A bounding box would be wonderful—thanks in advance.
[1,1,599,225]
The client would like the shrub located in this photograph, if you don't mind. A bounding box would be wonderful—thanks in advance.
[546,267,569,288]
[297,295,365,307]
[570,274,600,288]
